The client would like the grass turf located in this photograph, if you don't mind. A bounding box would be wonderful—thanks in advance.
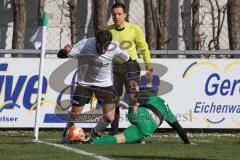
[0,131,239,160]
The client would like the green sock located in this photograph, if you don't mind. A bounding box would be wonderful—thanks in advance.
[92,135,117,144]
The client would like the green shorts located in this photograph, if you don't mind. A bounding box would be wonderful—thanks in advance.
[124,108,158,144]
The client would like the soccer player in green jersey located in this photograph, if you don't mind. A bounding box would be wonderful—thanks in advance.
[92,87,190,144]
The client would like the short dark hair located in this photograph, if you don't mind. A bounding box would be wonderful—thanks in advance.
[96,30,112,52]
[111,2,126,13]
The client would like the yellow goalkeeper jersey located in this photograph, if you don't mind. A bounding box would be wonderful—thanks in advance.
[107,22,152,70]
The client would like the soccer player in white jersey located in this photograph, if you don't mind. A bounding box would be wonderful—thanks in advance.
[58,30,134,142]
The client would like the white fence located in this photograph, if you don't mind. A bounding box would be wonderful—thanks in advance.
[0,57,239,128]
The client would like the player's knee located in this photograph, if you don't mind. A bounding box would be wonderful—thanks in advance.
[138,127,154,137]
[123,126,145,144]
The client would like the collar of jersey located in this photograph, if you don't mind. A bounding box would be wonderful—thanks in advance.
[115,26,125,31]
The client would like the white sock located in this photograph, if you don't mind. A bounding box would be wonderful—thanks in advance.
[93,119,110,133]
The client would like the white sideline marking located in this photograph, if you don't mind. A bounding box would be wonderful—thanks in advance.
[34,140,111,160]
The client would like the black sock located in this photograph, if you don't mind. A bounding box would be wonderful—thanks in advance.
[111,107,120,134]
[66,121,74,128]
[168,121,190,144]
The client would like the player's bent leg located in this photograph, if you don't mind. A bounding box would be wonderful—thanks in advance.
[125,108,160,144]
[62,105,83,142]
[92,124,149,144]
[102,103,116,122]
[65,105,84,129]
[91,116,109,138]
[69,106,84,120]
[92,103,116,136]
[123,125,145,144]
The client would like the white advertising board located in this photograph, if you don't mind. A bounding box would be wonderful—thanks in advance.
[0,58,239,128]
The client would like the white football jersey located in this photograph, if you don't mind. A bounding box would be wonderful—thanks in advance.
[68,38,129,87]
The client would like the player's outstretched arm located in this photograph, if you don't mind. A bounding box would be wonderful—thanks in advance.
[57,44,72,58]
[167,121,190,144]
[57,49,69,58]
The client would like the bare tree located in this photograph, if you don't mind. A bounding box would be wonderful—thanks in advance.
[180,5,191,50]
[93,0,107,35]
[68,0,78,44]
[144,0,156,49]
[192,0,200,50]
[186,0,201,58]
[196,1,207,50]
[58,0,79,44]
[180,0,201,57]
[12,0,26,57]
[155,0,170,58]
[157,0,170,50]
[207,0,227,51]
[227,0,240,58]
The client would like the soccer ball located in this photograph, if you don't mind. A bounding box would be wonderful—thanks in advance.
[66,126,86,141]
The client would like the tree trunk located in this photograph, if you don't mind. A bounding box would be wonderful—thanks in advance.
[12,0,26,57]
[93,0,107,35]
[38,0,45,25]
[144,0,156,49]
[156,0,170,58]
[157,0,170,50]
[190,0,201,58]
[68,0,78,44]
[227,0,240,58]
[180,1,192,51]
[192,0,200,50]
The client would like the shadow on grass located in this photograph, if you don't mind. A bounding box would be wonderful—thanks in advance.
[110,155,217,160]
[0,136,32,145]
[0,142,30,145]
[1,135,32,138]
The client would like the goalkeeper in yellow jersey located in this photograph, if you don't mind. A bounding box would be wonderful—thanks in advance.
[106,2,153,135]
[92,87,190,144]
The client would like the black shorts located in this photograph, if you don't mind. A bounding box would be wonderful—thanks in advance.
[113,61,141,96]
[72,84,116,106]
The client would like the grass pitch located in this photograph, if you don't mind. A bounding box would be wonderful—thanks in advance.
[0,130,239,160]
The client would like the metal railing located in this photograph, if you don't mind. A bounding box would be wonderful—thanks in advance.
[0,49,240,56]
